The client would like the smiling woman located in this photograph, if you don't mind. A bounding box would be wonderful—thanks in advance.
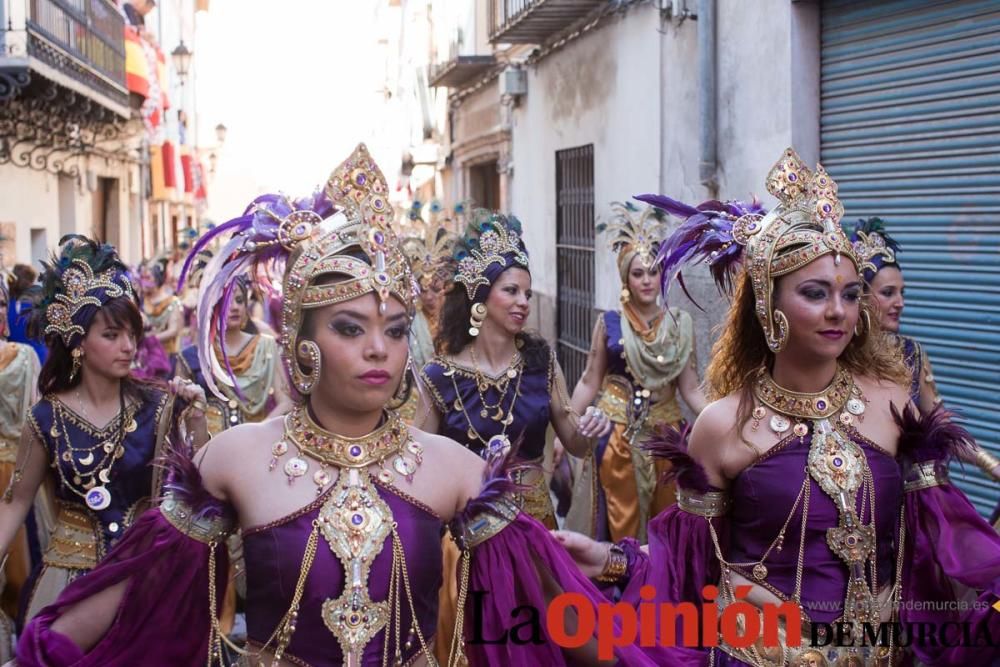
[556,148,1000,666]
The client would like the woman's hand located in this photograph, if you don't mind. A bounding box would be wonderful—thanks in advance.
[577,405,611,439]
[550,529,612,580]
[169,376,207,415]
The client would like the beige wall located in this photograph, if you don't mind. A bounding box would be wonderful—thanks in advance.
[0,154,142,269]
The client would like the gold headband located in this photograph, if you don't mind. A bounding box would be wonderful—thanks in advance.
[735,148,858,352]
[44,259,135,347]
[278,144,415,395]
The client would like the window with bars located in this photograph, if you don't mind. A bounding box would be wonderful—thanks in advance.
[555,145,596,389]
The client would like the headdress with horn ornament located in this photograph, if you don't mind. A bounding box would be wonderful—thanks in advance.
[597,200,670,283]
[842,217,900,284]
[452,210,529,302]
[179,143,415,399]
[30,235,137,349]
[637,147,858,352]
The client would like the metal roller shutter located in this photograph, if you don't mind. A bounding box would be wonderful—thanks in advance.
[821,0,1000,517]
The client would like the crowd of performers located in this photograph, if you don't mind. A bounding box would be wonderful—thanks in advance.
[0,144,994,666]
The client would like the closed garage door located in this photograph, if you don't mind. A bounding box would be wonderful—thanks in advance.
[821,0,1000,517]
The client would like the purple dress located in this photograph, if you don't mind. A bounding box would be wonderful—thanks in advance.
[242,483,442,666]
[17,440,663,666]
[620,406,1000,666]
[420,348,553,461]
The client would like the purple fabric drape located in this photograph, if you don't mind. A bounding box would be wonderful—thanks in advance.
[902,482,1000,665]
[17,509,227,666]
[464,512,681,666]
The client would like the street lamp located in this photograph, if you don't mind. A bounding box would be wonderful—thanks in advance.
[171,41,193,84]
[208,152,217,174]
[214,123,228,144]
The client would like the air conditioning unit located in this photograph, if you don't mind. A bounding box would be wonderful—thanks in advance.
[499,66,527,98]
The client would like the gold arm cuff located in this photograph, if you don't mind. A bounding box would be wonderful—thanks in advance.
[451,496,520,551]
[677,487,731,518]
[160,495,234,544]
[903,460,950,493]
[973,448,1000,479]
[595,543,628,583]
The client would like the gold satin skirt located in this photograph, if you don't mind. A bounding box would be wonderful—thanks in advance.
[597,398,681,543]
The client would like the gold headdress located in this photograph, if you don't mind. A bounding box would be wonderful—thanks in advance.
[733,148,857,351]
[453,212,529,302]
[34,239,136,349]
[185,143,415,397]
[400,216,458,291]
[599,201,669,277]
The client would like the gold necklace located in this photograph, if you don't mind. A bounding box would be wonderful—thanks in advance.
[469,346,521,420]
[447,361,523,458]
[269,405,423,492]
[261,403,432,664]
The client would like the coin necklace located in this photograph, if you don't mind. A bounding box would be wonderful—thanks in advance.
[51,387,137,511]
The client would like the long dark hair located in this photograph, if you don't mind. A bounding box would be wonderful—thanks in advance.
[36,295,148,398]
[435,279,549,372]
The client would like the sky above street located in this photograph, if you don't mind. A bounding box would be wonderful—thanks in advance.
[194,1,391,222]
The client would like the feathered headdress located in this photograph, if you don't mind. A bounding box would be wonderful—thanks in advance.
[452,210,529,302]
[633,194,767,307]
[842,217,900,283]
[30,235,136,348]
[179,143,414,400]
[596,201,669,280]
[638,147,858,352]
[400,199,462,290]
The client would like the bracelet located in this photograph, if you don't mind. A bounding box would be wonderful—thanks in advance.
[189,400,208,414]
[596,543,628,583]
[973,448,1000,479]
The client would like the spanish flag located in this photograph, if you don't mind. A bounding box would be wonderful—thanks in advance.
[124,26,150,98]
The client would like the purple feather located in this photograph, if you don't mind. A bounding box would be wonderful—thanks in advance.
[453,447,536,534]
[639,423,711,494]
[892,403,976,465]
[634,193,700,219]
[156,443,233,524]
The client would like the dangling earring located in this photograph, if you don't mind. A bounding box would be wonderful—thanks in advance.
[619,288,631,306]
[771,309,789,352]
[469,303,487,337]
[854,307,872,338]
[388,355,413,410]
[294,340,321,395]
[69,347,83,382]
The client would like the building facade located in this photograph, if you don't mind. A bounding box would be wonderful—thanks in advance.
[0,0,210,269]
[421,0,998,515]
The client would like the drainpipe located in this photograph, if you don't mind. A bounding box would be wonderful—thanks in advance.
[698,0,718,196]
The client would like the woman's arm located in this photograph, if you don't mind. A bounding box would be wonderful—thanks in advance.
[266,362,294,419]
[569,317,608,416]
[676,350,708,416]
[0,426,49,559]
[550,359,609,457]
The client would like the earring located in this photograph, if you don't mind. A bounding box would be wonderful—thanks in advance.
[619,288,631,306]
[69,347,83,382]
[294,339,321,395]
[770,309,789,352]
[388,360,413,410]
[469,303,487,337]
[854,308,872,338]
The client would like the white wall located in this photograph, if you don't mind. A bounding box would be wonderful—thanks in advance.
[506,0,821,373]
[510,6,664,340]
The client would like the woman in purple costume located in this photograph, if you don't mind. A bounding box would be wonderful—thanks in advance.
[16,145,660,667]
[556,148,1000,666]
[845,217,1000,485]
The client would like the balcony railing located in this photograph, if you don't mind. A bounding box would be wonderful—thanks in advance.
[488,0,607,44]
[1,0,127,109]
